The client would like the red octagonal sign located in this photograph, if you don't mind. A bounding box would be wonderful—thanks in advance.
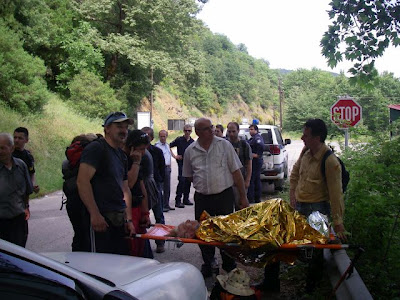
[331,97,362,128]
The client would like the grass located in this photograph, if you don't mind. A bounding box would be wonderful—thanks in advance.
[1,96,103,197]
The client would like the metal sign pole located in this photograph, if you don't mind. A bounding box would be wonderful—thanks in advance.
[344,128,349,150]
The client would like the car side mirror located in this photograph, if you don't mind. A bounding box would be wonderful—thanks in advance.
[284,139,291,145]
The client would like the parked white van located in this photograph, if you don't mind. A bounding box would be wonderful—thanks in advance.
[238,124,291,193]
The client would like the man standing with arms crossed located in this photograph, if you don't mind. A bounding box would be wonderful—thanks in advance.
[155,130,175,212]
[183,118,249,277]
[77,112,135,254]
[170,124,194,208]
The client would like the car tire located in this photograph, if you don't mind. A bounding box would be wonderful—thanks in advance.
[275,179,284,191]
[284,161,288,179]
[262,181,275,194]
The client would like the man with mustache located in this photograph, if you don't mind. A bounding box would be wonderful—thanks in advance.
[77,112,135,254]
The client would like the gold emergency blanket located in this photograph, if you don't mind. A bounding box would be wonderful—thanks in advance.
[196,199,328,266]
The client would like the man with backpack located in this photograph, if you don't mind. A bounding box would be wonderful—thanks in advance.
[290,118,347,292]
[227,122,252,210]
[77,112,135,255]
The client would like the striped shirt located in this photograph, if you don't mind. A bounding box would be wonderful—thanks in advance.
[183,136,242,195]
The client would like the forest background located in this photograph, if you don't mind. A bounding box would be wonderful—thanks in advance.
[0,0,399,298]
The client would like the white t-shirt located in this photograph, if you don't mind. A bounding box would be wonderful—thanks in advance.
[183,136,242,195]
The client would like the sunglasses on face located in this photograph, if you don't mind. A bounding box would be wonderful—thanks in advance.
[184,130,192,132]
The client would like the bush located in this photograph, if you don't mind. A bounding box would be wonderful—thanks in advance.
[0,21,49,113]
[343,137,400,298]
[68,70,126,119]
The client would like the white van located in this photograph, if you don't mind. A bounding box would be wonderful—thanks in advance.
[238,124,291,193]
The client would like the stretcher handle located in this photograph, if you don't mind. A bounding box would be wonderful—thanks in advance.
[280,243,350,250]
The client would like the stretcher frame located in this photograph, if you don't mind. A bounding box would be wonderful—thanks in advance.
[134,223,350,251]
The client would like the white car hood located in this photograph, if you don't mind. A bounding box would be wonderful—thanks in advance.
[42,252,207,300]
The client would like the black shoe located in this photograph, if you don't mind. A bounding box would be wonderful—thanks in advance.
[167,206,175,210]
[222,262,237,273]
[201,264,213,278]
[255,199,261,203]
[183,200,193,206]
[176,202,185,208]
[163,207,170,212]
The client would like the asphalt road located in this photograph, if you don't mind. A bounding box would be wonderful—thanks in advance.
[25,139,316,291]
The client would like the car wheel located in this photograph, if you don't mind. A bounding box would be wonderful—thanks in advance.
[275,179,284,191]
[284,161,288,179]
[262,181,275,194]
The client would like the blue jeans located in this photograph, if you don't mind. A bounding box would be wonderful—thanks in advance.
[296,201,331,291]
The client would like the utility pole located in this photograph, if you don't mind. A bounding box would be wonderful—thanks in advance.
[150,67,154,128]
[278,76,284,131]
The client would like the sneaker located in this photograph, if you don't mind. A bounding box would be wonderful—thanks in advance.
[156,245,165,253]
[163,207,170,213]
[175,202,185,208]
[167,206,175,211]
[183,200,193,206]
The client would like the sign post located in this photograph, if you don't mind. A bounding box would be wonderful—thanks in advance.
[330,96,362,149]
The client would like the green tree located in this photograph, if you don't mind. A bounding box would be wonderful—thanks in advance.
[321,0,400,85]
[3,0,82,90]
[57,21,105,91]
[68,70,125,119]
[0,21,49,113]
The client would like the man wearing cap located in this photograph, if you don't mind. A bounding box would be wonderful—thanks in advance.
[77,112,135,255]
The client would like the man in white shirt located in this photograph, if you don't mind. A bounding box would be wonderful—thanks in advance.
[155,130,175,212]
[183,118,249,277]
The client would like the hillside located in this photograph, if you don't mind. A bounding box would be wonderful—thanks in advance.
[139,86,275,132]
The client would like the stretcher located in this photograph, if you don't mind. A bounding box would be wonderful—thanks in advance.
[135,223,351,250]
[135,223,363,297]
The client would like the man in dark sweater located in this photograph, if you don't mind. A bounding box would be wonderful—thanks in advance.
[170,124,194,208]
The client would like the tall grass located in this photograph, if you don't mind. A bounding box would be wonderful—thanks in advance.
[0,96,102,197]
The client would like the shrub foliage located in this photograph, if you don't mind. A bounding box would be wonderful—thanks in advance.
[343,136,400,298]
[68,70,125,119]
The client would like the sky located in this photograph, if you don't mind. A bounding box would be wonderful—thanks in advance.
[197,0,400,78]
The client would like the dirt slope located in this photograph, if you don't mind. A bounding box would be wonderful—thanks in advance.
[137,87,275,130]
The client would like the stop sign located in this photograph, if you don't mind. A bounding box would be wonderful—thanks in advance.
[331,97,362,128]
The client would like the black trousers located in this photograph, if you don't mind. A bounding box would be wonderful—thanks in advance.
[194,187,236,271]
[66,198,91,252]
[0,213,27,247]
[176,163,191,203]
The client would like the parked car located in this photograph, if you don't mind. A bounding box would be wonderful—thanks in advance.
[238,124,291,193]
[0,239,208,300]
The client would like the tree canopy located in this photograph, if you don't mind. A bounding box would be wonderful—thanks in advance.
[321,0,400,85]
